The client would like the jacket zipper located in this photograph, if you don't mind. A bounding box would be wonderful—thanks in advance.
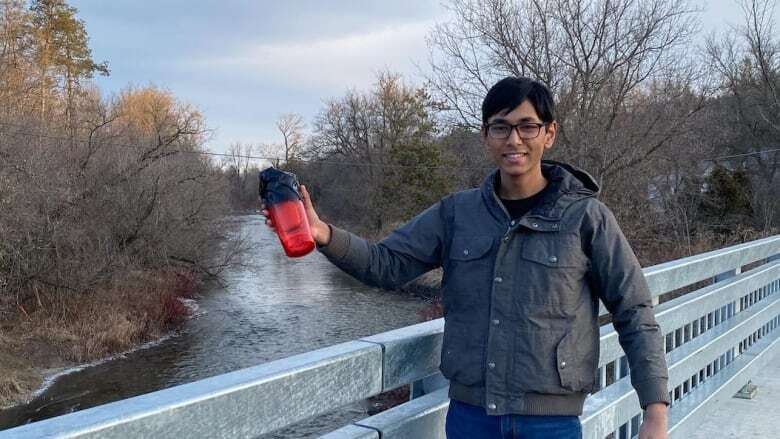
[491,190,513,238]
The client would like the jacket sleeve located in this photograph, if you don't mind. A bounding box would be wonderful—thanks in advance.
[316,199,448,290]
[586,201,670,409]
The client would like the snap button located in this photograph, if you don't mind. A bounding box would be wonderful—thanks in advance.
[549,256,558,263]
[463,249,469,256]
[510,220,516,226]
[488,403,497,410]
[560,361,567,369]
[503,235,510,242]
[488,362,496,369]
[494,277,503,283]
[532,223,539,228]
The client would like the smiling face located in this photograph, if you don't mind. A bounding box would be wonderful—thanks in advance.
[482,99,557,185]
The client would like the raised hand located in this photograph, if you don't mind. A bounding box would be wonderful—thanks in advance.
[261,184,331,246]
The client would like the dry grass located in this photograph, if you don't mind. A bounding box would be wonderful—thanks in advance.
[635,226,777,268]
[0,269,198,408]
[0,334,40,409]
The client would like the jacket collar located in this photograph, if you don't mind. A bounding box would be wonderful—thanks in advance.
[480,160,599,225]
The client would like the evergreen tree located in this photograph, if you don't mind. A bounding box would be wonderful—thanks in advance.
[29,0,108,124]
[701,165,754,233]
[310,73,451,233]
[0,0,35,116]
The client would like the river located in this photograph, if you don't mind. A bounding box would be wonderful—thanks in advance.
[0,216,432,437]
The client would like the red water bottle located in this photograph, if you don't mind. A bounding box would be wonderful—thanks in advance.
[259,167,315,257]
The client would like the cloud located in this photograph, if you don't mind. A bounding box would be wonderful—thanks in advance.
[190,20,435,93]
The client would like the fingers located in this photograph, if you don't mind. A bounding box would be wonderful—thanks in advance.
[260,207,275,230]
[261,184,315,234]
[300,185,313,209]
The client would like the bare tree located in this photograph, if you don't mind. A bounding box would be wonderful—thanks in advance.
[0,3,251,407]
[308,72,450,233]
[426,0,707,206]
[222,142,263,209]
[0,84,236,305]
[705,0,780,232]
[276,112,305,163]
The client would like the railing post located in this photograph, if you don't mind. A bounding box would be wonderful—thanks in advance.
[410,380,425,399]
[410,373,448,400]
[714,267,744,320]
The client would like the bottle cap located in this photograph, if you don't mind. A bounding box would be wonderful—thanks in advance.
[259,167,302,206]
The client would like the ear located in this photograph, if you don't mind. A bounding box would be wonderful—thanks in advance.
[544,121,558,149]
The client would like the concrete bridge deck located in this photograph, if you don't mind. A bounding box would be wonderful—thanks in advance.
[688,349,780,438]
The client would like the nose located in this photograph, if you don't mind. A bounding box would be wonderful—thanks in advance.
[505,125,525,144]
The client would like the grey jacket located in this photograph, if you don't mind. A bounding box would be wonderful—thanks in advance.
[318,160,670,416]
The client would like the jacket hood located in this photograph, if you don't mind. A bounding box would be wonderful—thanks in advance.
[541,160,600,196]
[480,160,600,223]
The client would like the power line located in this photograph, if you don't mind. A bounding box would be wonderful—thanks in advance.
[0,121,489,170]
[707,148,780,161]
[1,120,778,168]
[175,149,489,170]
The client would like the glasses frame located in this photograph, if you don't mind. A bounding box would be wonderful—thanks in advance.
[485,121,549,140]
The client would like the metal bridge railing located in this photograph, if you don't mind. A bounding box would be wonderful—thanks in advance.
[2,235,779,439]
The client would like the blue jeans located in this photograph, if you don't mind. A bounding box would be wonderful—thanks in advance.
[445,399,582,439]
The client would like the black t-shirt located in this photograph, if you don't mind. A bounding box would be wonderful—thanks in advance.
[499,182,551,220]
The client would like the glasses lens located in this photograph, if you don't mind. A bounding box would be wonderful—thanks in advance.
[517,124,541,139]
[488,124,511,139]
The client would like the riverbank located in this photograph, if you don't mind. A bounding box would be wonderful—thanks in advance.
[0,259,439,417]
[0,270,198,410]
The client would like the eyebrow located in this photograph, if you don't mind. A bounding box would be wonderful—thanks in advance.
[489,117,542,124]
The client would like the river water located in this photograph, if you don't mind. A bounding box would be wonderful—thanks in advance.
[0,216,431,437]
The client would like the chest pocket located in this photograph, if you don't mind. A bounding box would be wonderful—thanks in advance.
[520,233,587,268]
[443,236,495,314]
[450,236,493,261]
[516,233,589,313]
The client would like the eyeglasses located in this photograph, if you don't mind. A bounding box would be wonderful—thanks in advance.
[485,122,548,140]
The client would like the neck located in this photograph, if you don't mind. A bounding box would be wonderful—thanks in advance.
[498,168,547,200]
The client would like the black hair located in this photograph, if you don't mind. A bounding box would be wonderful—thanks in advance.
[481,77,555,124]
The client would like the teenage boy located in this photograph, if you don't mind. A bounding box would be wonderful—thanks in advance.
[262,77,670,439]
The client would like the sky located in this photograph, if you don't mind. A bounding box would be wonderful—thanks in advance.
[68,0,778,156]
